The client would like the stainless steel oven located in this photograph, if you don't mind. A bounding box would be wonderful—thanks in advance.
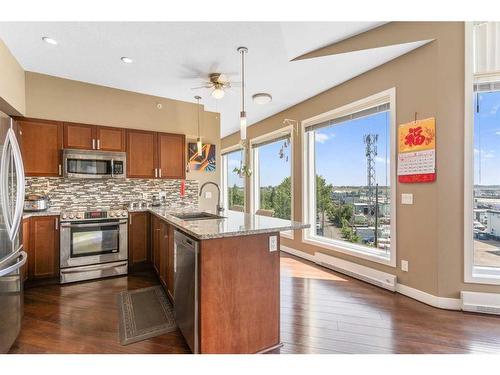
[60,210,128,283]
[63,149,126,179]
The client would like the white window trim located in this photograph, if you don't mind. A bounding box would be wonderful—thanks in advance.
[221,145,244,212]
[464,22,500,285]
[301,87,397,267]
[250,126,294,239]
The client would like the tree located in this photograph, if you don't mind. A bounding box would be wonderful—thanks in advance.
[229,184,244,207]
[327,204,353,227]
[273,177,291,219]
[340,218,360,243]
[316,175,333,232]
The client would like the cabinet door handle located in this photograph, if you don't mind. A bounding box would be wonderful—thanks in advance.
[58,164,62,176]
[97,139,100,149]
[129,215,132,225]
[92,139,96,149]
[155,168,158,178]
[159,168,162,178]
[55,217,59,230]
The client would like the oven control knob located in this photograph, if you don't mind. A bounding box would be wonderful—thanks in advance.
[121,211,127,217]
[62,213,67,220]
[109,212,115,217]
[77,213,84,219]
[69,213,75,219]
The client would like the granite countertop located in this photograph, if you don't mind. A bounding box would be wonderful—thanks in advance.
[23,206,310,240]
[146,207,309,240]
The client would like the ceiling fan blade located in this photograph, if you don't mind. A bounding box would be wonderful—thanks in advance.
[190,85,213,90]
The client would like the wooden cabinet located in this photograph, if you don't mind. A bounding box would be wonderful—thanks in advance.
[126,130,157,178]
[126,130,186,179]
[64,122,125,151]
[28,216,60,280]
[167,225,175,300]
[151,215,170,290]
[63,122,95,150]
[128,212,150,267]
[96,126,125,151]
[158,133,185,179]
[16,118,63,177]
[21,218,30,282]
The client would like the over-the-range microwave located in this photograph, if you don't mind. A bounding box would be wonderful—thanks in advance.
[62,149,126,179]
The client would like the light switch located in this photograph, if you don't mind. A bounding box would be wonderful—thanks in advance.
[205,191,212,199]
[401,260,409,272]
[401,193,413,205]
[269,235,278,252]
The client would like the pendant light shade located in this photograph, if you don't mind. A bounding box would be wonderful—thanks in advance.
[195,95,203,156]
[238,47,248,140]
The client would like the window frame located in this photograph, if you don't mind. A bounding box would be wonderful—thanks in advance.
[464,22,500,285]
[221,145,244,212]
[250,126,294,239]
[301,88,397,267]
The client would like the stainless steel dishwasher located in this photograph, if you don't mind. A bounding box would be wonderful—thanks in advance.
[174,230,199,354]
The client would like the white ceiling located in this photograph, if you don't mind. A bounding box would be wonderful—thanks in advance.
[0,22,430,137]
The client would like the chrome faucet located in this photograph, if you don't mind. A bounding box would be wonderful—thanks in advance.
[199,181,224,214]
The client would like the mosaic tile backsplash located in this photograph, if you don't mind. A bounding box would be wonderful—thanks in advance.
[25,177,199,210]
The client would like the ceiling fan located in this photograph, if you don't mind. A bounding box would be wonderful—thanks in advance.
[191,73,239,99]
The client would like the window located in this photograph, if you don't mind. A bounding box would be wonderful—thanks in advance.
[303,89,396,266]
[465,22,500,283]
[251,132,292,222]
[221,149,245,211]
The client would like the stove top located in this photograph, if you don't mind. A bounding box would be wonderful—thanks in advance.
[60,206,128,221]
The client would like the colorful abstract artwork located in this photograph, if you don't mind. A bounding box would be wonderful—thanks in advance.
[188,143,216,172]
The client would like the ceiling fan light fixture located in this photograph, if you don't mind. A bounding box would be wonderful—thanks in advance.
[252,93,272,105]
[211,87,225,99]
[42,36,58,45]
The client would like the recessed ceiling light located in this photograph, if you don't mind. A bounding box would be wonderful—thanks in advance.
[42,37,58,45]
[121,57,133,64]
[252,93,272,105]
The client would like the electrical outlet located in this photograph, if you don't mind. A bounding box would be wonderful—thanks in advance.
[269,235,278,252]
[401,193,413,205]
[401,260,409,272]
[159,191,167,200]
[205,191,212,199]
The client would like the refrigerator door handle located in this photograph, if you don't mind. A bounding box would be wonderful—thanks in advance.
[0,245,23,269]
[2,128,25,241]
[0,250,27,277]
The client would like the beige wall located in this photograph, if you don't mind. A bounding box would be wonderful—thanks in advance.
[25,72,220,212]
[222,22,500,299]
[0,39,25,115]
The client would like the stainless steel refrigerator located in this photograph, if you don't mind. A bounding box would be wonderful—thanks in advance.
[0,111,26,353]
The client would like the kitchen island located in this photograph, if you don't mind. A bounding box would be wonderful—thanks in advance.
[143,207,309,354]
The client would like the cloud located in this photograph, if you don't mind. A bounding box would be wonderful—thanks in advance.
[475,148,496,158]
[495,131,500,136]
[228,158,241,168]
[490,104,500,116]
[375,156,389,164]
[315,132,330,144]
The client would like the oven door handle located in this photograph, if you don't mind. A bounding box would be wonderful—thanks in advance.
[60,261,128,274]
[61,220,127,228]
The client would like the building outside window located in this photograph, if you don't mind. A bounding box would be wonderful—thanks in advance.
[303,89,396,265]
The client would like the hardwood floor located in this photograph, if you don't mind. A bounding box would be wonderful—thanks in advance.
[10,253,500,354]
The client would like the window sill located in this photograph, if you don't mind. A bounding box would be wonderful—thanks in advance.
[303,235,395,267]
[465,266,500,285]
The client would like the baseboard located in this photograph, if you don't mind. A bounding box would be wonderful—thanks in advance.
[396,283,461,310]
[280,245,316,263]
[281,244,461,311]
[461,291,500,315]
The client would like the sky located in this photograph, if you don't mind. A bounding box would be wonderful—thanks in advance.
[315,111,390,187]
[474,90,500,186]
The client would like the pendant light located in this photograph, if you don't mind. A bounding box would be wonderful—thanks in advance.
[238,46,248,140]
[195,95,203,156]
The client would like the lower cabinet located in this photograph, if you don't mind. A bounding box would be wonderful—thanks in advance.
[128,212,150,268]
[151,215,170,290]
[167,225,175,301]
[27,216,60,280]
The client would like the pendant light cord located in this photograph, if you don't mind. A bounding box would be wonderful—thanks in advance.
[241,49,245,113]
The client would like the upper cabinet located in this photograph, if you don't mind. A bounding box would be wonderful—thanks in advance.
[96,126,125,152]
[63,122,125,151]
[126,129,158,178]
[127,130,185,180]
[16,118,63,177]
[158,133,186,179]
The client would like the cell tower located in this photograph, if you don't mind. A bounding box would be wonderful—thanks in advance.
[364,134,378,217]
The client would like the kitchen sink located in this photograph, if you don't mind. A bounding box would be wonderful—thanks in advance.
[173,212,225,221]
